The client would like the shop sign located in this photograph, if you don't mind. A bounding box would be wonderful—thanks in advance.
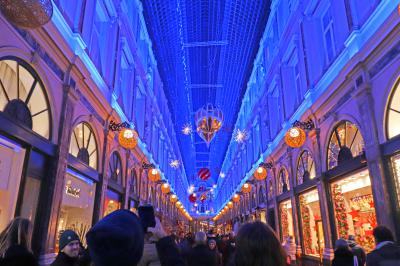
[65,183,81,198]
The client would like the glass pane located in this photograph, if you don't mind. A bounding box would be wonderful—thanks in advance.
[0,60,18,100]
[69,132,79,157]
[57,171,96,249]
[279,200,295,242]
[19,176,41,226]
[32,111,50,139]
[391,154,400,207]
[18,65,34,102]
[387,110,400,139]
[104,189,121,217]
[330,169,376,252]
[74,124,84,148]
[0,137,26,231]
[299,189,324,257]
[27,83,47,116]
[389,82,400,111]
[87,132,97,169]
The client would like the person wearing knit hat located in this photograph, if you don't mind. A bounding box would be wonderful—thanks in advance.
[331,238,355,266]
[51,230,81,266]
[86,209,145,266]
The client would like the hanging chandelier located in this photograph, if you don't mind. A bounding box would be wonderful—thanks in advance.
[194,103,223,147]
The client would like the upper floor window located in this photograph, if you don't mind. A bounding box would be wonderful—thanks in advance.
[278,168,290,194]
[322,7,336,64]
[0,58,51,139]
[386,76,400,139]
[327,121,364,170]
[69,122,98,169]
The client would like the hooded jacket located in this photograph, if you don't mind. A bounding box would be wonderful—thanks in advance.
[366,242,400,266]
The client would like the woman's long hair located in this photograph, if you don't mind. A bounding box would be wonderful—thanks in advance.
[234,221,287,266]
[0,217,33,257]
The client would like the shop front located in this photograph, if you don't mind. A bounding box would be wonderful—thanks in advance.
[330,169,377,252]
[104,151,124,217]
[279,199,295,242]
[299,189,324,259]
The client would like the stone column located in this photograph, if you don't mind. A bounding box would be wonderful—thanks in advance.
[40,84,78,256]
[353,84,395,231]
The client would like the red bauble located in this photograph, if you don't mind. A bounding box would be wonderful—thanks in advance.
[189,193,197,203]
[198,168,211,180]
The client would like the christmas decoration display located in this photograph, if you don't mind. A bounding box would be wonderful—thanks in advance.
[169,194,178,203]
[198,168,211,180]
[233,194,240,203]
[300,195,313,254]
[241,183,252,193]
[280,204,289,239]
[118,128,138,149]
[195,103,223,147]
[161,183,170,194]
[332,184,349,238]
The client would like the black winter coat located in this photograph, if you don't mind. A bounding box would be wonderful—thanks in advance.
[332,248,354,266]
[156,236,186,266]
[186,244,218,266]
[366,242,400,266]
[50,252,79,266]
[0,245,38,266]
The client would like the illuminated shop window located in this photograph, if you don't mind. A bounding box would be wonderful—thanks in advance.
[386,77,400,139]
[330,169,377,252]
[279,200,295,242]
[69,122,98,169]
[327,121,364,170]
[297,150,316,185]
[104,189,122,217]
[278,168,290,194]
[391,154,400,208]
[299,189,324,257]
[0,58,51,139]
[57,170,95,249]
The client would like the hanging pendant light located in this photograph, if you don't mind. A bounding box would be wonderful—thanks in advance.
[285,127,306,148]
[0,0,53,29]
[195,103,223,147]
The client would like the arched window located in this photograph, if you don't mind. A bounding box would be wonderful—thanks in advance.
[130,169,137,195]
[297,150,316,185]
[386,77,400,139]
[69,122,98,169]
[278,168,290,194]
[327,121,364,170]
[268,180,273,199]
[109,152,122,185]
[258,185,266,204]
[0,58,51,139]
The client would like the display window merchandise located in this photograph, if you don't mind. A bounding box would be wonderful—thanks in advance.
[330,169,377,252]
[57,169,96,249]
[299,189,324,257]
[104,189,122,217]
[279,200,295,242]
[391,153,400,208]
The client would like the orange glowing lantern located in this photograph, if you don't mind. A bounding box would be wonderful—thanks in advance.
[175,201,182,208]
[148,169,161,182]
[118,128,138,149]
[254,166,267,181]
[284,127,306,148]
[169,194,178,203]
[161,183,170,194]
[241,183,252,193]
[233,194,240,203]
[228,201,233,209]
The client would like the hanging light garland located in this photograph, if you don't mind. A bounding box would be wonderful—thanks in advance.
[169,194,178,203]
[233,194,240,203]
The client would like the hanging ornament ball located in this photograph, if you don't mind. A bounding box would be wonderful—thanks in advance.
[242,183,252,193]
[198,168,211,180]
[228,201,233,209]
[254,166,267,181]
[189,193,197,203]
[0,0,53,29]
[285,127,306,148]
[169,194,178,203]
[175,201,182,208]
[118,128,138,149]
[161,183,170,194]
[233,194,241,203]
[148,168,161,182]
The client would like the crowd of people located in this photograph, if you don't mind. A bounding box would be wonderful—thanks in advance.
[0,209,400,266]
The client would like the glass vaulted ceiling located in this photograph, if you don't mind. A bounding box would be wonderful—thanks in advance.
[141,0,270,199]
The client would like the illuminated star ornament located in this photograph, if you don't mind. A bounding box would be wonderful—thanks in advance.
[169,159,180,169]
[182,124,192,135]
[234,129,248,143]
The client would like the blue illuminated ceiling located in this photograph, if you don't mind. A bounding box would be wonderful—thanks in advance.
[141,0,270,189]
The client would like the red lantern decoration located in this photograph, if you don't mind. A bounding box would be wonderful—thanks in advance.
[198,168,211,180]
[189,193,197,203]
[254,167,267,181]
[284,127,306,148]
